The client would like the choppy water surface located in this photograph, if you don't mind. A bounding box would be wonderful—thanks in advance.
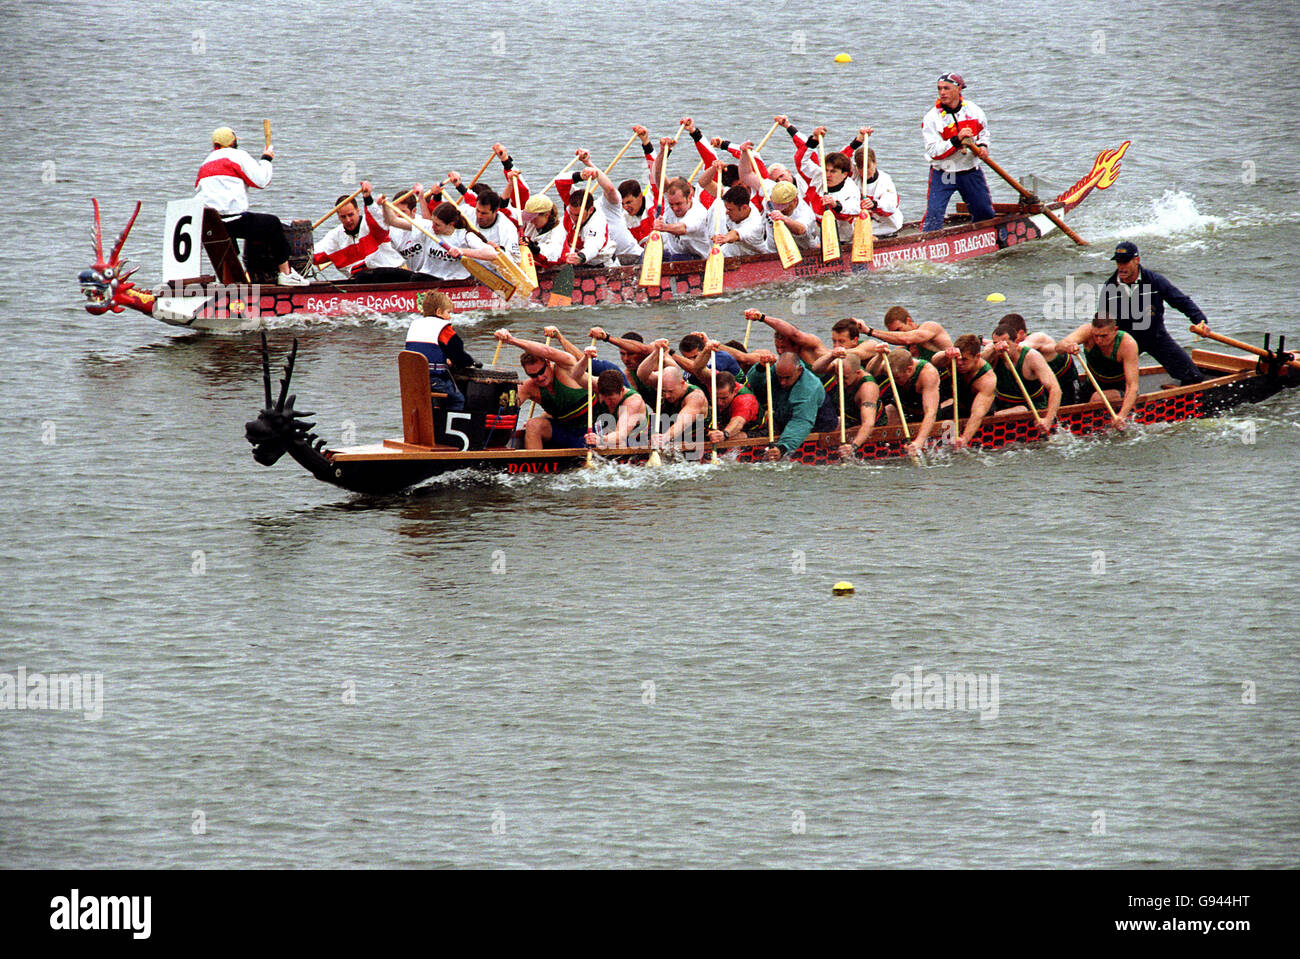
[1,0,1298,868]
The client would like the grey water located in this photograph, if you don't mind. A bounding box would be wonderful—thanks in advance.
[1,0,1297,868]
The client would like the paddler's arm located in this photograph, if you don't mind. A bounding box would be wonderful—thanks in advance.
[636,340,671,387]
[906,371,942,454]
[748,309,824,353]
[1025,349,1061,429]
[544,325,584,363]
[575,151,620,206]
[1054,322,1094,353]
[774,376,820,455]
[592,327,653,362]
[864,321,942,347]
[1118,336,1141,423]
[651,137,673,203]
[810,346,846,377]
[659,390,709,444]
[495,330,578,369]
[958,373,998,447]
[848,381,882,449]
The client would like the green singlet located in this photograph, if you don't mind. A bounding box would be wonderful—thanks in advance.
[993,347,1047,410]
[1085,330,1129,389]
[955,360,993,408]
[537,375,590,425]
[660,382,702,418]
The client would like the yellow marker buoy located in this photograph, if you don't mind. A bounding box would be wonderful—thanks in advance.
[832,581,855,596]
[834,53,853,63]
[986,292,1006,303]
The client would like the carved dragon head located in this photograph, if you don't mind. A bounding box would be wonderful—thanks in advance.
[78,199,145,315]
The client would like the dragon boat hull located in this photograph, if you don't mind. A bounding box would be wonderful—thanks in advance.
[84,144,1130,331]
[245,344,1299,497]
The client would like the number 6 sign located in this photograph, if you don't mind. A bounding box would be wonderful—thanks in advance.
[163,198,205,281]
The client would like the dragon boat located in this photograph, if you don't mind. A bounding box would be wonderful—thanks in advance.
[244,325,1300,496]
[82,143,1129,332]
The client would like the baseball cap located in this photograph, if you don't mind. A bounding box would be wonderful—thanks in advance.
[770,181,798,204]
[211,127,237,147]
[938,72,965,88]
[1110,241,1139,262]
[523,195,554,215]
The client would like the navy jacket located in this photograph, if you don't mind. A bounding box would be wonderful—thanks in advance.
[1101,267,1206,335]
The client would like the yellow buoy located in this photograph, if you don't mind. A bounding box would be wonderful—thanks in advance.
[986,292,1006,303]
[832,581,855,596]
[834,53,852,64]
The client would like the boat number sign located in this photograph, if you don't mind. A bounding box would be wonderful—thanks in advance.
[163,198,205,282]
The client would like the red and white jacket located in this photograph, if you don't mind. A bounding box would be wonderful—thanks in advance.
[863,170,904,235]
[195,147,272,216]
[313,204,406,274]
[922,98,989,173]
[564,203,618,266]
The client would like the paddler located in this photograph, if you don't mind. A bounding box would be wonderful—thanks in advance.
[921,72,995,232]
[857,306,953,362]
[937,335,998,448]
[571,149,643,264]
[878,346,943,456]
[586,368,650,449]
[854,143,904,237]
[986,313,1080,405]
[406,291,477,412]
[700,363,763,443]
[420,200,504,280]
[520,195,567,269]
[591,327,656,406]
[312,181,411,281]
[745,351,836,462]
[989,322,1062,431]
[1054,310,1141,428]
[195,126,308,286]
[561,179,619,267]
[494,329,594,449]
[757,180,820,252]
[636,342,711,447]
[1100,241,1207,385]
[811,348,884,459]
[711,185,774,256]
[376,187,441,278]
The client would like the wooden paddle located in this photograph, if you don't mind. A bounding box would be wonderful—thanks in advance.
[604,133,639,175]
[569,180,592,265]
[709,347,720,464]
[648,348,666,467]
[1076,349,1120,421]
[880,351,912,441]
[687,158,705,185]
[539,156,581,198]
[263,119,271,151]
[837,357,847,446]
[963,141,1088,245]
[818,139,840,262]
[1002,348,1046,429]
[851,130,874,264]
[743,313,753,349]
[639,122,686,289]
[702,164,725,296]
[754,120,781,155]
[453,153,496,209]
[585,349,595,468]
[748,148,800,269]
[1189,323,1300,371]
[765,361,776,445]
[511,176,539,288]
[430,200,535,296]
[950,361,960,443]
[312,188,363,229]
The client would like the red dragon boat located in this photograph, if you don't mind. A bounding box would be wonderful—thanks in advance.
[244,325,1300,497]
[82,143,1129,333]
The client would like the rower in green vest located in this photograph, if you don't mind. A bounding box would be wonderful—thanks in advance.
[880,347,944,455]
[810,348,885,458]
[494,328,594,449]
[636,341,712,449]
[1054,310,1141,428]
[991,312,1081,405]
[591,326,657,408]
[937,334,999,448]
[989,321,1062,431]
[587,368,650,449]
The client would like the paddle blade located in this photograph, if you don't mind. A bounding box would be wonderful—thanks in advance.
[773,220,802,269]
[494,252,535,297]
[461,257,517,300]
[851,214,874,263]
[646,449,662,467]
[546,263,574,307]
[639,232,663,288]
[702,245,724,296]
[821,210,840,262]
[519,246,539,288]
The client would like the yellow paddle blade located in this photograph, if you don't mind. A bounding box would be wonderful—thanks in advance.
[494,253,534,297]
[639,232,663,288]
[851,214,874,263]
[774,220,802,268]
[461,256,516,299]
[519,246,539,288]
[702,245,724,296]
[821,210,840,262]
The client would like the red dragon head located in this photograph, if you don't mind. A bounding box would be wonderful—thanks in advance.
[78,199,151,315]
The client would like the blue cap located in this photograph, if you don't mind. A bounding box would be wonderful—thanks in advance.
[1110,241,1139,262]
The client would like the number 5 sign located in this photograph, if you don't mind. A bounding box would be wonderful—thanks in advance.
[163,197,205,281]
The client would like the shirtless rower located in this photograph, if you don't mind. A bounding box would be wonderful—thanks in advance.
[586,368,650,449]
[989,312,1080,405]
[857,306,954,362]
[938,334,998,448]
[879,346,943,456]
[1055,311,1140,428]
[493,329,593,449]
[989,322,1062,431]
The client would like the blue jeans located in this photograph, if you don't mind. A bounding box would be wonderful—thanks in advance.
[1128,326,1205,384]
[922,167,995,232]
